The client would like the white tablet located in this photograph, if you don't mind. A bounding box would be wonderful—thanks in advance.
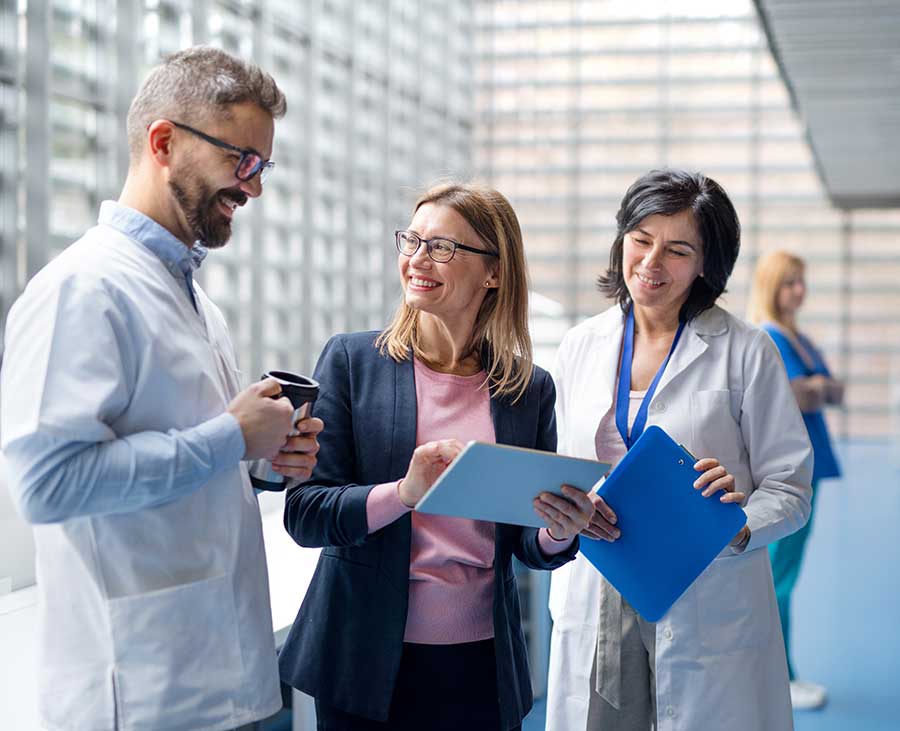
[415,441,610,527]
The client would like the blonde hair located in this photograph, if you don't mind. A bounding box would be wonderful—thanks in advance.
[376,182,534,403]
[747,250,805,326]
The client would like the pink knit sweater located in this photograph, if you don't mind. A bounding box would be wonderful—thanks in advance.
[365,358,570,644]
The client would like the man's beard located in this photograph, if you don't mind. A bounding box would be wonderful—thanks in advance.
[169,171,247,249]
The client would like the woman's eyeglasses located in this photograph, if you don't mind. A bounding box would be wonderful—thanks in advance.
[395,230,499,263]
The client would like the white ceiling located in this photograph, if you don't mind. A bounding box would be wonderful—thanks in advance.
[755,0,900,208]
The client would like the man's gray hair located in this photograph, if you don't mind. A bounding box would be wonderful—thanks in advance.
[126,45,286,161]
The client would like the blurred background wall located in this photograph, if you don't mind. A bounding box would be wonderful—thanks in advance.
[3,0,898,443]
[0,0,475,384]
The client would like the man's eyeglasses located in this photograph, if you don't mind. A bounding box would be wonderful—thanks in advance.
[169,121,275,183]
[395,230,499,264]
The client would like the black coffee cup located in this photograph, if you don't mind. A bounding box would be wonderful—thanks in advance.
[248,371,319,491]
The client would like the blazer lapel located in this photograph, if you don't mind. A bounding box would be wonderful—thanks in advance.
[490,393,519,447]
[390,354,418,480]
[386,354,416,586]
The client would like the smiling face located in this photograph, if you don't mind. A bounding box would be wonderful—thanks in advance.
[776,264,806,318]
[398,202,498,325]
[167,101,274,248]
[622,209,705,317]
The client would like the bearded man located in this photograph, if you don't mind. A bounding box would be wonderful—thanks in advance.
[1,46,323,731]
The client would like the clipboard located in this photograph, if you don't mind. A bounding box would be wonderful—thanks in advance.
[415,441,610,528]
[579,425,747,622]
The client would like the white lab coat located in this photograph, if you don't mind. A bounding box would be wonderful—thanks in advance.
[546,305,813,731]
[1,226,281,730]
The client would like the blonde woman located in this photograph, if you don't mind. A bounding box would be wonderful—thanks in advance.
[748,250,843,710]
[278,182,594,730]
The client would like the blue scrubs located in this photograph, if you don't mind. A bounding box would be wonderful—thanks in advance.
[763,324,841,679]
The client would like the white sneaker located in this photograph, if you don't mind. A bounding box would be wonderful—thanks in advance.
[790,680,828,710]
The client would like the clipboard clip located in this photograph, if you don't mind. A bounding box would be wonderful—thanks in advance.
[677,443,697,466]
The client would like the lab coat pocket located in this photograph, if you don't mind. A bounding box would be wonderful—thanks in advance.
[108,573,243,729]
[695,553,770,655]
[690,389,743,466]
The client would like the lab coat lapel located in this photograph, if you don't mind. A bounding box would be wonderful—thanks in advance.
[558,311,623,460]
[593,313,625,413]
[654,327,708,397]
[653,307,726,397]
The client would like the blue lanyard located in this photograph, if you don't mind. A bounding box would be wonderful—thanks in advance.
[615,307,686,449]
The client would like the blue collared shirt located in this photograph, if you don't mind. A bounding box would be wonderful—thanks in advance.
[98,200,208,311]
[2,202,246,524]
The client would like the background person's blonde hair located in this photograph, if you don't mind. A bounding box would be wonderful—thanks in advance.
[747,250,805,326]
[376,182,534,403]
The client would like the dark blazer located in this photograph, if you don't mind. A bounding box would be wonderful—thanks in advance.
[278,331,578,729]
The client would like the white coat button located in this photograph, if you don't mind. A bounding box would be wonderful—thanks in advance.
[666,706,676,717]
[663,627,673,640]
[653,401,666,412]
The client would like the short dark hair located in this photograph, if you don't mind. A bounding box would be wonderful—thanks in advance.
[597,169,741,322]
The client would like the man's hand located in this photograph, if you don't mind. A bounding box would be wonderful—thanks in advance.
[271,417,325,482]
[227,378,295,460]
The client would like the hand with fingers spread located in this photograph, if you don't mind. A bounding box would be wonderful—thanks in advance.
[533,484,596,542]
[693,457,749,546]
[398,439,466,508]
[271,416,325,482]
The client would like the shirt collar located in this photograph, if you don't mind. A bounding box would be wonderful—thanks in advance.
[98,200,207,277]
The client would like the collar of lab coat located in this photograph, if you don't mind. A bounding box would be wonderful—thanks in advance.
[580,304,730,409]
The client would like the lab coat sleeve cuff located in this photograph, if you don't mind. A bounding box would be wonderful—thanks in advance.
[728,526,751,554]
[196,412,246,470]
[742,513,773,553]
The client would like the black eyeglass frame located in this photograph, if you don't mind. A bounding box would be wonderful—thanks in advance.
[395,229,500,263]
[169,121,275,183]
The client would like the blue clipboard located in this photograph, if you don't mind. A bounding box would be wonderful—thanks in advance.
[580,425,747,622]
[415,441,610,528]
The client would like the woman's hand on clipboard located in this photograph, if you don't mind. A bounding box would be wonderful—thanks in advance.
[693,457,750,548]
[692,457,746,504]
[578,493,621,542]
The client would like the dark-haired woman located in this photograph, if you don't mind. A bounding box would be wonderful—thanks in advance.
[544,170,814,731]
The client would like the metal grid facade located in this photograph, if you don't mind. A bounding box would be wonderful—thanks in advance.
[474,0,900,440]
[0,0,474,382]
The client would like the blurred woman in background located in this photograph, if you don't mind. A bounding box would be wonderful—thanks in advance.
[749,250,843,710]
